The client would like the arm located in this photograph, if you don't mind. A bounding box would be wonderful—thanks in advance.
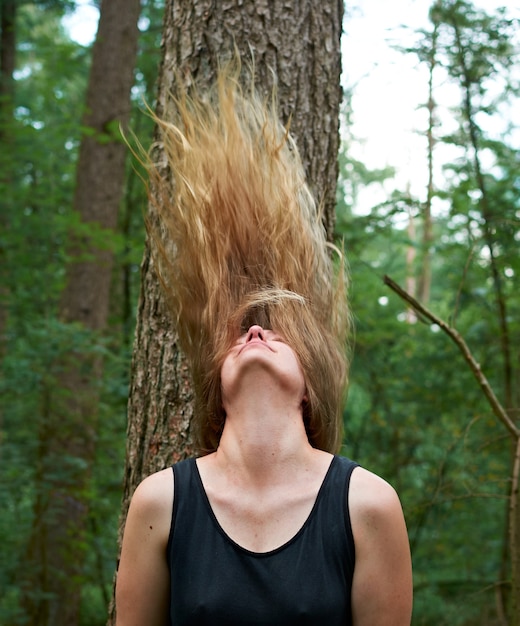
[349,467,413,626]
[115,468,173,626]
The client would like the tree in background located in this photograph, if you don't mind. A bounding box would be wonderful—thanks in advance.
[0,0,75,363]
[2,0,142,623]
[1,0,167,621]
[417,3,519,622]
[26,0,141,620]
[1,6,90,621]
[338,1,519,623]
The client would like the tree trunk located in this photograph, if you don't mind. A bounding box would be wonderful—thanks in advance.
[405,204,417,324]
[0,0,15,124]
[108,0,344,622]
[419,20,437,306]
[451,20,517,623]
[19,1,142,624]
[0,0,16,360]
[510,436,520,626]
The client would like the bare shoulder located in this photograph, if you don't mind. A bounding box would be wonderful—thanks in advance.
[116,468,174,626]
[348,467,413,626]
[130,467,174,517]
[349,466,403,520]
[121,467,174,556]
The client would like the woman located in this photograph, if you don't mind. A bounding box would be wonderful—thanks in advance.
[115,67,413,625]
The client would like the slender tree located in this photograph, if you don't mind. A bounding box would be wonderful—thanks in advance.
[0,0,16,360]
[109,0,344,621]
[18,1,142,624]
[419,15,438,305]
[385,4,520,621]
[0,0,15,133]
[439,3,519,621]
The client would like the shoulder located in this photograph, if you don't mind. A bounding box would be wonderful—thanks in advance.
[348,467,413,625]
[133,467,173,500]
[349,466,403,521]
[116,468,174,626]
[127,467,174,528]
[348,466,407,553]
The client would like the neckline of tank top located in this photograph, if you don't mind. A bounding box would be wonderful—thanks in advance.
[190,454,339,557]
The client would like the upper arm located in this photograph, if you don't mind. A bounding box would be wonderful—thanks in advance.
[349,467,413,626]
[115,468,173,626]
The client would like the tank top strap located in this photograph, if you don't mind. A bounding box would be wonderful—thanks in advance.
[310,455,359,548]
[327,455,359,504]
[168,457,198,546]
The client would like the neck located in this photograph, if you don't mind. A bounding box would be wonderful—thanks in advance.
[216,379,313,484]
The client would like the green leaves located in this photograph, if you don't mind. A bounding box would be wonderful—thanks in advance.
[338,1,519,622]
[0,1,161,623]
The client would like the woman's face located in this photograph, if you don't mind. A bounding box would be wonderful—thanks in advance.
[220,325,307,406]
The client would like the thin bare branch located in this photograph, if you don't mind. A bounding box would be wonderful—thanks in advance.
[383,274,519,440]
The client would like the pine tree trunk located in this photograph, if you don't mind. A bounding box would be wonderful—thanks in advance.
[451,21,517,623]
[19,1,142,624]
[419,21,437,306]
[108,0,344,622]
[510,436,520,626]
[0,0,15,122]
[0,0,16,360]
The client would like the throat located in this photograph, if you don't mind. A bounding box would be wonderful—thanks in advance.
[218,408,310,476]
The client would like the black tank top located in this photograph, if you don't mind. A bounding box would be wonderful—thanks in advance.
[167,455,358,625]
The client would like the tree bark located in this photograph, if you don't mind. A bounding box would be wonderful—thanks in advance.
[108,0,344,622]
[19,1,142,624]
[0,0,16,360]
[0,0,15,124]
[419,20,438,306]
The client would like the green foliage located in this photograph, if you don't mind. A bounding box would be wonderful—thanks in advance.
[338,1,519,624]
[340,179,514,625]
[0,1,162,623]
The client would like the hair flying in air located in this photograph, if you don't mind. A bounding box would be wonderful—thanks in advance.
[144,63,350,454]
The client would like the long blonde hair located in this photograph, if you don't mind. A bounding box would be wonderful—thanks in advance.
[146,65,350,454]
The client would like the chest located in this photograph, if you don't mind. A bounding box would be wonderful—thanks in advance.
[170,548,351,626]
[169,486,353,625]
[204,483,320,553]
[167,458,356,626]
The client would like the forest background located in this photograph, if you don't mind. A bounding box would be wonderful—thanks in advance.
[0,0,519,625]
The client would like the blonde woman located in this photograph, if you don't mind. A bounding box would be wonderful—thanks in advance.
[115,68,412,626]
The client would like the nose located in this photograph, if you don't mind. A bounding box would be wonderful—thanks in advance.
[246,325,265,342]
